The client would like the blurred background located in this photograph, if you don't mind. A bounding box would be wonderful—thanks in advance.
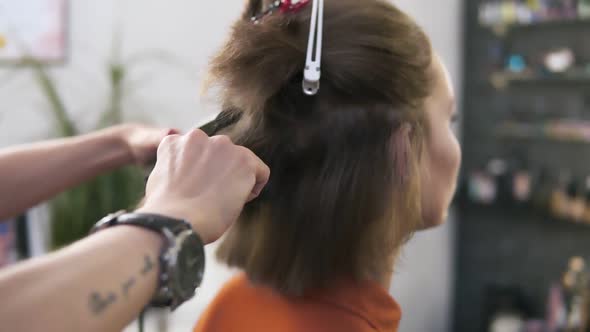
[1,0,590,331]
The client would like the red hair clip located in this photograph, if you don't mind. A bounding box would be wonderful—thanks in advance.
[251,0,311,22]
[280,0,311,13]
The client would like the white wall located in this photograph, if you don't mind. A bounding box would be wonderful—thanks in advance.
[0,0,242,148]
[0,1,462,331]
[391,1,463,332]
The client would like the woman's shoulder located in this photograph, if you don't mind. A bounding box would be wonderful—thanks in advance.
[198,273,257,314]
[193,274,290,332]
[213,273,280,303]
[194,274,401,332]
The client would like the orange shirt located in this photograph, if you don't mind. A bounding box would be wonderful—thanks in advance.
[193,274,401,332]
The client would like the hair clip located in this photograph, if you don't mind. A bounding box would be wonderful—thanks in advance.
[250,0,324,96]
[251,0,311,23]
[281,0,311,13]
[302,0,324,96]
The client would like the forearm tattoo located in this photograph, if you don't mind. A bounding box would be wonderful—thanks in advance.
[140,255,155,276]
[89,291,117,315]
[88,254,156,316]
[122,277,137,298]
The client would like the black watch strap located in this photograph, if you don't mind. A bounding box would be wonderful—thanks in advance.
[91,211,205,310]
[115,212,193,236]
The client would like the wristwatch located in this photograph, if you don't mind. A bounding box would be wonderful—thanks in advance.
[91,211,205,310]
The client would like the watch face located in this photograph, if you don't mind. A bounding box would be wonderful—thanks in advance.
[174,232,205,299]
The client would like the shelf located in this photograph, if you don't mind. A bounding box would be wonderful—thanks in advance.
[484,18,590,36]
[460,200,590,229]
[496,132,590,144]
[495,123,590,145]
[490,70,590,89]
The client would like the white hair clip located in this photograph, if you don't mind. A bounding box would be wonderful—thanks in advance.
[302,0,324,96]
[250,0,323,96]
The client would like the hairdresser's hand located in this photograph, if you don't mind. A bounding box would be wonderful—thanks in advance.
[106,124,178,165]
[137,129,270,244]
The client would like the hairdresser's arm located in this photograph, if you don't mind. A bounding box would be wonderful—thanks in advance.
[0,130,270,332]
[0,124,174,221]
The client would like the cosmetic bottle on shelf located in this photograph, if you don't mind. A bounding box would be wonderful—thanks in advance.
[563,0,579,19]
[561,257,589,332]
[533,168,554,213]
[582,177,590,225]
[568,179,585,222]
[546,282,567,332]
[500,1,518,26]
[580,0,590,19]
[551,172,572,219]
[468,169,498,205]
[513,168,533,203]
[511,157,533,204]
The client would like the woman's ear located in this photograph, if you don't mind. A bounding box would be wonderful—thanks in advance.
[242,0,264,20]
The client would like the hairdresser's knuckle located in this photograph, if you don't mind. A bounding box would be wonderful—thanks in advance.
[187,129,208,142]
[210,135,233,149]
[160,134,176,145]
[237,147,256,167]
[158,134,179,150]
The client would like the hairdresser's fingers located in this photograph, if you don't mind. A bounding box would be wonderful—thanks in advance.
[113,124,181,165]
[207,135,268,201]
[210,134,233,142]
[157,133,180,151]
[242,147,270,202]
[177,129,209,162]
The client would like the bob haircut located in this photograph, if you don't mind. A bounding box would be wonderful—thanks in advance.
[210,0,433,295]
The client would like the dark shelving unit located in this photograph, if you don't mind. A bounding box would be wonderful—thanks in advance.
[455,2,590,331]
[491,70,590,88]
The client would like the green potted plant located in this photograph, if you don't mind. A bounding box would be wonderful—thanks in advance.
[16,32,193,249]
[28,58,146,248]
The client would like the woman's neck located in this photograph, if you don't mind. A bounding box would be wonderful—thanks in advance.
[375,252,398,290]
[379,271,394,290]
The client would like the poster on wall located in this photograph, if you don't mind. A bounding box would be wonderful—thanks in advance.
[0,0,68,62]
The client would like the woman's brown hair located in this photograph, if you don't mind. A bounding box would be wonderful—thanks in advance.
[210,0,433,295]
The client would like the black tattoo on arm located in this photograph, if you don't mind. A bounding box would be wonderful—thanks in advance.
[122,277,137,298]
[140,255,155,276]
[89,291,117,316]
[87,254,157,316]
